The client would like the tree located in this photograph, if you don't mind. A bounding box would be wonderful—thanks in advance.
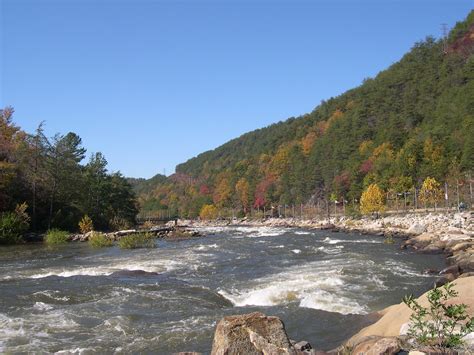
[419,177,443,210]
[199,204,218,220]
[235,178,250,214]
[213,173,233,208]
[46,132,86,229]
[360,183,385,216]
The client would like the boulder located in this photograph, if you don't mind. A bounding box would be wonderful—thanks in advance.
[211,312,295,355]
[439,265,460,276]
[320,223,335,230]
[407,223,426,235]
[434,273,456,287]
[351,336,401,355]
[457,254,474,273]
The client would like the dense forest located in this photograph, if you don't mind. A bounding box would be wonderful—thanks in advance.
[0,109,138,243]
[133,11,474,218]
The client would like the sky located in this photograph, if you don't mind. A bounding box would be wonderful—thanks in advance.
[1,0,472,178]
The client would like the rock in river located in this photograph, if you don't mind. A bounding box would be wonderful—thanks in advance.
[211,312,295,355]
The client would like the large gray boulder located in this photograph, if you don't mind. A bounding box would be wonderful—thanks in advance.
[211,312,296,355]
[407,223,426,235]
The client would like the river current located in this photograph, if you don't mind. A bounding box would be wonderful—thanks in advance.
[0,226,445,354]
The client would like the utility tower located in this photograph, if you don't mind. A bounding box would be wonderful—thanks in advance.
[441,23,449,54]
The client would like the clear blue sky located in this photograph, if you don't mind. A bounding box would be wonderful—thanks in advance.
[1,0,472,178]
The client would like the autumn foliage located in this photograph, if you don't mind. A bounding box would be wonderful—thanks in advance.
[199,204,218,220]
[360,184,385,215]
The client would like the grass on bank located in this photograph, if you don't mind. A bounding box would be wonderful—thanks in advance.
[88,232,113,248]
[118,232,155,249]
[45,229,69,245]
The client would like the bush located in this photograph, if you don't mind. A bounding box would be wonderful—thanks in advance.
[0,203,30,245]
[118,233,155,249]
[79,215,93,234]
[109,216,132,231]
[199,204,218,220]
[88,232,113,248]
[45,229,69,245]
[403,282,474,349]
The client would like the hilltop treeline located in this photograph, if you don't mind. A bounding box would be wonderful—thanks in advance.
[0,108,138,237]
[133,12,474,218]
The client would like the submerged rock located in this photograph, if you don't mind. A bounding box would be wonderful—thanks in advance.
[110,270,160,277]
[211,312,295,355]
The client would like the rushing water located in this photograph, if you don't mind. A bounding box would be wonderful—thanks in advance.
[0,226,445,354]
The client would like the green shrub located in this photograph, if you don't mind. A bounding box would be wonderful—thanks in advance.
[88,232,113,248]
[0,203,30,245]
[118,232,155,249]
[403,282,474,349]
[45,229,69,245]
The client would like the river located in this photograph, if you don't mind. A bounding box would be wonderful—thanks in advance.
[0,226,445,354]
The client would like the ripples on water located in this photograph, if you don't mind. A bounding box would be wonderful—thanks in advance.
[0,226,445,353]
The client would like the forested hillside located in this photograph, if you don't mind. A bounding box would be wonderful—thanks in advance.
[0,109,138,242]
[138,11,474,218]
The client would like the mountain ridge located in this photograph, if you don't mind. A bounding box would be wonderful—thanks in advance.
[133,10,474,217]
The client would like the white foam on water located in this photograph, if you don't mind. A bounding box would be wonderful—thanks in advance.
[23,256,186,279]
[314,245,344,255]
[55,347,95,354]
[199,225,288,238]
[294,231,312,235]
[382,260,429,278]
[196,243,218,251]
[291,249,301,254]
[30,268,113,279]
[323,237,339,244]
[218,261,369,315]
[322,237,382,245]
[233,226,288,238]
[33,302,53,311]
[32,290,70,302]
[299,290,367,314]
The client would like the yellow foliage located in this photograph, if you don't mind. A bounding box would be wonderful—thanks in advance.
[358,140,374,156]
[419,177,443,206]
[213,173,233,207]
[372,142,394,160]
[360,183,385,215]
[199,204,218,220]
[235,178,250,212]
[271,144,293,175]
[79,215,93,234]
